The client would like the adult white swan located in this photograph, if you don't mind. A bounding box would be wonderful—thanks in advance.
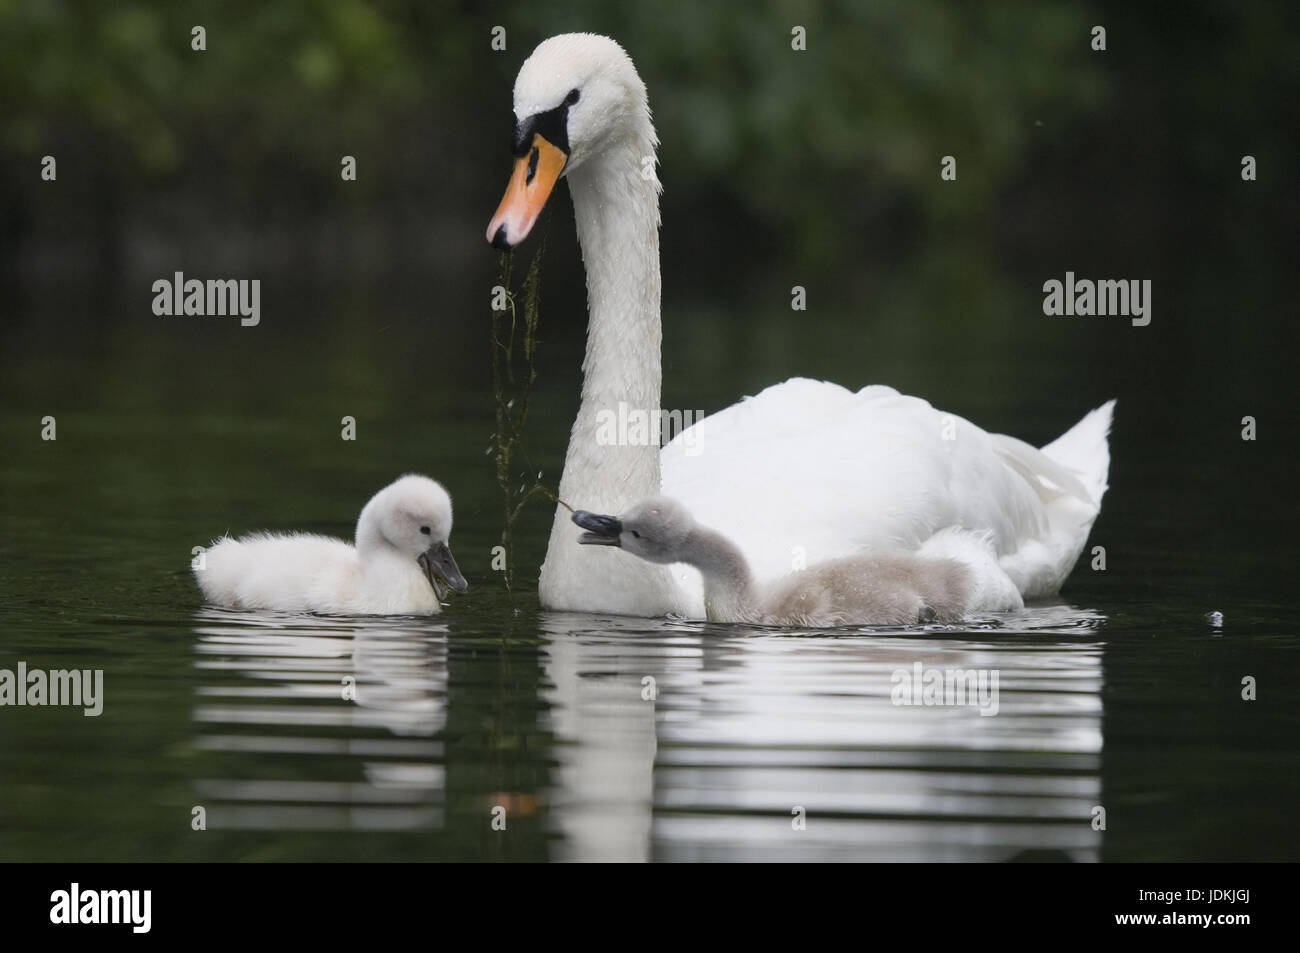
[486,33,1114,619]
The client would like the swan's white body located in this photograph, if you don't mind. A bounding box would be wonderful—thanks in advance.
[661,380,1114,611]
[195,475,466,615]
[492,35,1114,619]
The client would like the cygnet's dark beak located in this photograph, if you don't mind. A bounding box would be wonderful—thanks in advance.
[572,511,623,546]
[417,540,469,599]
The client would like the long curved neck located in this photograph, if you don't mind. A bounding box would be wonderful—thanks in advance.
[680,526,762,624]
[540,107,683,615]
[564,124,663,507]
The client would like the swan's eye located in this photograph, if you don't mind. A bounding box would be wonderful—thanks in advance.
[420,526,431,535]
[565,88,580,106]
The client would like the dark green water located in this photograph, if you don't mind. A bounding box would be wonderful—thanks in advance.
[2,219,1297,862]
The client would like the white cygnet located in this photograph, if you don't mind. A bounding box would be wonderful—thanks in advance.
[195,474,468,615]
[573,495,972,627]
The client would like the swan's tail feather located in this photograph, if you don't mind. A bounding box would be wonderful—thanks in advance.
[984,400,1115,598]
[1040,400,1116,509]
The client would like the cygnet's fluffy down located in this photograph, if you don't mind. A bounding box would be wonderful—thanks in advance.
[195,474,467,615]
[572,495,974,627]
[761,552,971,627]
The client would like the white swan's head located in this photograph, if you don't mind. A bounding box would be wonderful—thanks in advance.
[358,475,468,598]
[572,494,694,565]
[487,33,650,249]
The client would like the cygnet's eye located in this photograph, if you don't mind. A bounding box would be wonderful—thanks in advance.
[420,526,431,535]
[565,88,580,106]
[629,530,641,539]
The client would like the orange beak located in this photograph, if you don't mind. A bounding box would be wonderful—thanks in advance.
[486,134,568,250]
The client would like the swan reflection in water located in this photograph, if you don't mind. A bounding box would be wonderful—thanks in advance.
[188,604,1105,860]
[540,605,1106,862]
[190,607,450,832]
